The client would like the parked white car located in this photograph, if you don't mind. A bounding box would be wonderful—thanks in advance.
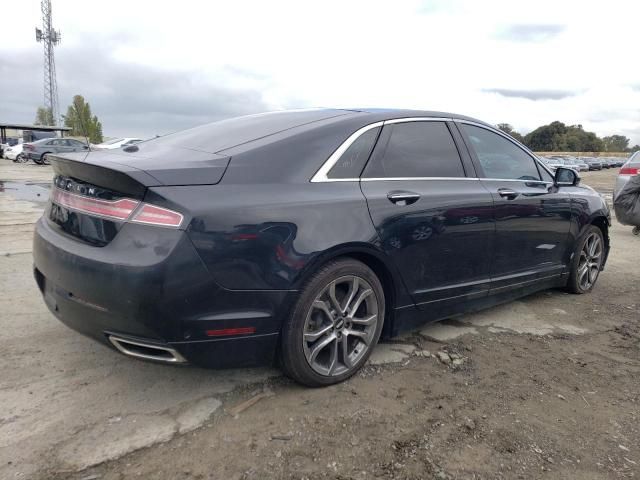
[92,138,143,150]
[4,143,25,162]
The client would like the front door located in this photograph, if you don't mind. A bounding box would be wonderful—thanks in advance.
[361,120,495,310]
[457,123,572,292]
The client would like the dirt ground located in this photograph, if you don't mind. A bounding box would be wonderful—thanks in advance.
[1,162,638,479]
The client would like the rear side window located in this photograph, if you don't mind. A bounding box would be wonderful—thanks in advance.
[327,127,380,179]
[462,124,541,181]
[363,121,465,178]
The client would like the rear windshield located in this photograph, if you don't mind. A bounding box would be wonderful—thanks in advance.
[138,110,349,154]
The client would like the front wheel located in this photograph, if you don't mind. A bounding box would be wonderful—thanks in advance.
[42,153,51,165]
[566,226,605,294]
[633,226,640,236]
[280,258,385,387]
[15,154,27,163]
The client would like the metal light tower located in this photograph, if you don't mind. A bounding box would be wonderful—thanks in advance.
[35,0,61,126]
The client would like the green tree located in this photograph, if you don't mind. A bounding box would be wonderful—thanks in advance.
[602,135,630,152]
[34,106,54,126]
[524,121,603,152]
[62,95,104,143]
[496,123,525,143]
[630,145,640,153]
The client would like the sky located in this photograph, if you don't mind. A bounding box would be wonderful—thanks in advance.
[1,0,639,144]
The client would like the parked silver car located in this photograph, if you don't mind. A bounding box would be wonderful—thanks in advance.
[545,157,580,174]
[582,157,603,170]
[615,152,640,199]
[560,156,589,172]
[23,138,89,165]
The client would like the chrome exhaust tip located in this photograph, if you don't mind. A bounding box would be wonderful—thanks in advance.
[108,335,187,364]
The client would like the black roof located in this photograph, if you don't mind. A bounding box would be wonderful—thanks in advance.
[127,108,490,156]
[0,123,70,132]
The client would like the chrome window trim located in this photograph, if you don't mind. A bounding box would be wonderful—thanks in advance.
[310,117,455,183]
[359,177,553,184]
[310,116,555,184]
[384,117,453,124]
[481,178,553,185]
[310,121,383,183]
[361,176,478,182]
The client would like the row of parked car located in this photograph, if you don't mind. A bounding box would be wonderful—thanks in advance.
[541,151,640,201]
[1,137,143,164]
[538,155,625,173]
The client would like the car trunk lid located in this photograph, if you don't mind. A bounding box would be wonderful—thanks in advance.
[46,150,220,246]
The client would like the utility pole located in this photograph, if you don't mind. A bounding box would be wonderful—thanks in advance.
[35,0,61,126]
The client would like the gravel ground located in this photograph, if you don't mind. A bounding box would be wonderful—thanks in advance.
[0,161,638,479]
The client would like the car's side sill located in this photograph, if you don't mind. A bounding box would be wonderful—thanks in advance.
[489,272,565,295]
[389,274,567,337]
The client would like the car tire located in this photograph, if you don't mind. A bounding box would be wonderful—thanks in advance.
[280,258,385,387]
[42,153,51,165]
[16,154,27,163]
[566,225,605,294]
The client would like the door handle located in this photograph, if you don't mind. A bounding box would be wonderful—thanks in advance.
[387,191,421,206]
[497,188,519,200]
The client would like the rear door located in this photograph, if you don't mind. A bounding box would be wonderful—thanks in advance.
[67,139,87,152]
[457,122,572,293]
[360,119,495,310]
[49,139,68,153]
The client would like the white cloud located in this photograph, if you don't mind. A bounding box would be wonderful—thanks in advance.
[1,0,638,143]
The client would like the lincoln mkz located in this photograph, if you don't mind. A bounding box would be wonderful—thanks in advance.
[33,109,610,386]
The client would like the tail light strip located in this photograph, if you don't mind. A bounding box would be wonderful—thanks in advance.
[51,187,184,228]
[619,167,639,175]
[51,188,140,221]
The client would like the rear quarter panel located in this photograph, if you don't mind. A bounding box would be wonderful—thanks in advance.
[152,182,403,295]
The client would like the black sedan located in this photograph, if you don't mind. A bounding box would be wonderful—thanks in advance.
[33,109,611,386]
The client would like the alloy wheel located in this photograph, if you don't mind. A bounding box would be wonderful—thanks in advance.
[302,275,379,376]
[577,232,603,290]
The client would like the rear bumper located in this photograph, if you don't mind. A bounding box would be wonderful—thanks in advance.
[33,216,291,367]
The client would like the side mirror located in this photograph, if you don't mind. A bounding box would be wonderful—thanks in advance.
[555,167,580,187]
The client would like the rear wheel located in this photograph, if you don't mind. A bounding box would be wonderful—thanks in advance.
[42,153,51,165]
[280,258,385,387]
[566,226,605,294]
[633,226,640,236]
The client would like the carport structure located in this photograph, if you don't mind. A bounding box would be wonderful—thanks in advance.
[0,123,71,143]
